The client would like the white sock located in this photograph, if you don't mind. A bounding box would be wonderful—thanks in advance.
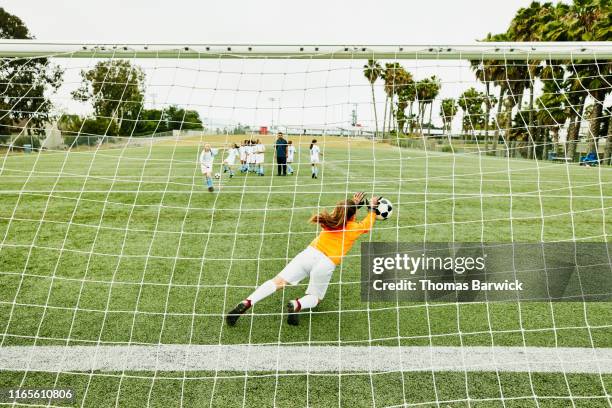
[247,280,277,305]
[296,294,319,310]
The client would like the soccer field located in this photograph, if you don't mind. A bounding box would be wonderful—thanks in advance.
[1,135,611,407]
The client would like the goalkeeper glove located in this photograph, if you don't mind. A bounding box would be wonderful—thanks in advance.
[364,198,376,212]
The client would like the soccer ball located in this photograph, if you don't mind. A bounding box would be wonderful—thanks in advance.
[374,197,393,220]
[214,173,221,179]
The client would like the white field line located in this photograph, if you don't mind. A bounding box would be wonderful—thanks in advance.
[1,345,611,373]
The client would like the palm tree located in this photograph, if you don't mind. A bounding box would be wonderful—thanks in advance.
[440,98,458,135]
[476,32,514,155]
[537,65,569,157]
[491,85,506,154]
[415,79,428,133]
[483,94,498,151]
[381,63,398,137]
[542,0,611,160]
[382,63,413,136]
[363,59,383,137]
[471,60,495,151]
[406,81,417,134]
[394,74,416,135]
[414,77,440,135]
[426,77,441,136]
[563,81,588,159]
[479,23,547,157]
[495,60,530,156]
[458,87,486,141]
[507,1,555,159]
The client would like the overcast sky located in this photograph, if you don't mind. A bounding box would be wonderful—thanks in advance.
[1,0,564,132]
[2,0,549,44]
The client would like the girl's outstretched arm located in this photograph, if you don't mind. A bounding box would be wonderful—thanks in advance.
[352,192,365,207]
[352,195,379,233]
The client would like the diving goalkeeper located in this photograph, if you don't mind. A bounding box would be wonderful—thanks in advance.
[226,192,379,326]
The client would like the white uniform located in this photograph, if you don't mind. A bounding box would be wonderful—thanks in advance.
[287,145,295,163]
[199,149,217,174]
[246,145,254,164]
[255,143,265,164]
[278,246,336,299]
[239,145,246,162]
[310,145,320,164]
[224,147,239,166]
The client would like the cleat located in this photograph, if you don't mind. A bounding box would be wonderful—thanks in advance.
[226,301,250,326]
[287,300,300,326]
[208,186,214,192]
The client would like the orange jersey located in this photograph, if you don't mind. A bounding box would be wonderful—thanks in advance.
[310,211,376,265]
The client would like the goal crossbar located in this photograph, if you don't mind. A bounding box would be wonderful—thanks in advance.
[0,40,611,60]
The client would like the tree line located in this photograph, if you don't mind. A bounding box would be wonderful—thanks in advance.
[0,8,203,149]
[61,60,203,146]
[0,2,610,159]
[363,0,611,163]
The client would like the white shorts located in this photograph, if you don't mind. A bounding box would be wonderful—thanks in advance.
[278,246,336,299]
[224,157,236,166]
[240,153,246,161]
[201,163,213,174]
[310,158,320,164]
[255,154,264,164]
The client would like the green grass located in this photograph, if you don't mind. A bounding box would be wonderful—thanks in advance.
[1,370,611,407]
[0,137,611,407]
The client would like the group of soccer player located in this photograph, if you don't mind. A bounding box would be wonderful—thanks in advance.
[238,139,268,176]
[200,132,322,192]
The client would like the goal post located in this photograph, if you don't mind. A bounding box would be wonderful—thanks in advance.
[0,40,611,59]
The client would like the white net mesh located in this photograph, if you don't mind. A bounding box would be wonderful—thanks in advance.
[0,45,611,407]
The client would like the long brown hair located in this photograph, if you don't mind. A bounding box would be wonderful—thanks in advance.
[310,199,357,230]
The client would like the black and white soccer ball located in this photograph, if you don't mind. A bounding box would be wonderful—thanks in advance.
[214,172,221,179]
[374,197,393,220]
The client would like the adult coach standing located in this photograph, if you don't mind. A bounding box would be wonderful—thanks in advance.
[274,131,288,176]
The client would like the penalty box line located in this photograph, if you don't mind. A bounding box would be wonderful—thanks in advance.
[1,345,611,373]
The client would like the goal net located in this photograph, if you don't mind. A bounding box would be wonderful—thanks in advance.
[0,42,611,407]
